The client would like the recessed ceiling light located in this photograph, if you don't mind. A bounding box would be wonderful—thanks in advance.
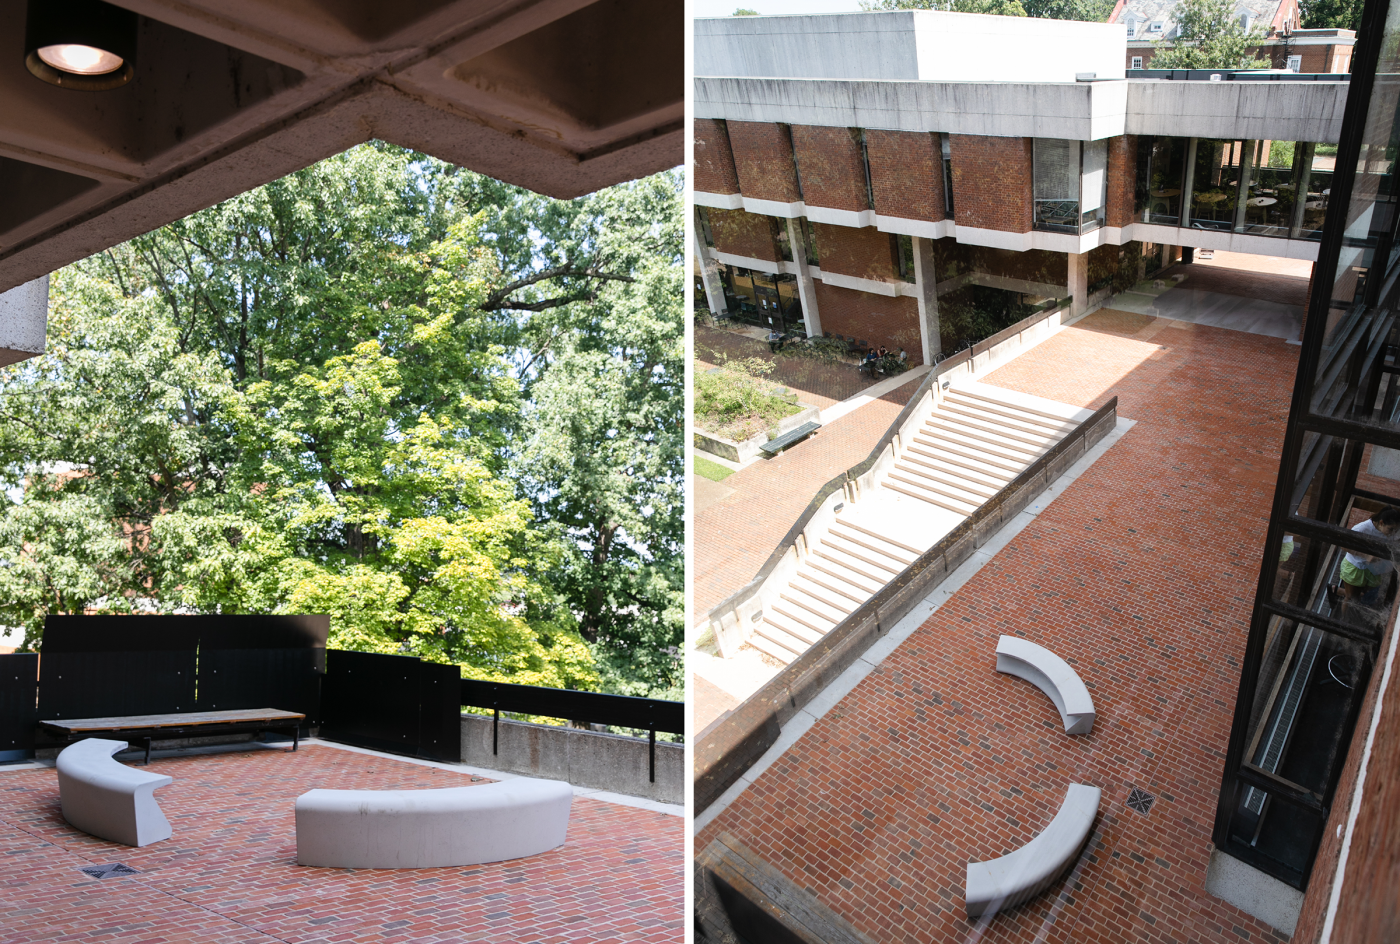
[24,0,137,91]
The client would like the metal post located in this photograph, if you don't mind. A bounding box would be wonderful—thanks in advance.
[649,726,656,783]
[492,707,499,755]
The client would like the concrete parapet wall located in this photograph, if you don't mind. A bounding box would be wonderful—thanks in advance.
[460,715,682,805]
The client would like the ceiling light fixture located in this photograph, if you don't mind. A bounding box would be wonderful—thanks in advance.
[25,0,137,91]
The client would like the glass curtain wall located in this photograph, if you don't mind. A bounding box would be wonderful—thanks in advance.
[1033,138,1081,232]
[1138,137,1189,225]
[1214,0,1400,889]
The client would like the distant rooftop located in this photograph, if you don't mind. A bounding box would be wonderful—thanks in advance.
[695,10,1127,84]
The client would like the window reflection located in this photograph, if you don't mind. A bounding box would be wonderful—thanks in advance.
[1139,137,1188,225]
[1190,139,1242,231]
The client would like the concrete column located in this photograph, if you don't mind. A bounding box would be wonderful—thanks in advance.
[785,217,822,338]
[912,235,941,365]
[0,275,48,367]
[692,229,728,318]
[1068,251,1088,317]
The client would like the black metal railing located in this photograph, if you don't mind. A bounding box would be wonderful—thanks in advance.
[461,679,684,783]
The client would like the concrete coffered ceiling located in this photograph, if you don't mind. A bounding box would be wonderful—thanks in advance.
[0,0,684,296]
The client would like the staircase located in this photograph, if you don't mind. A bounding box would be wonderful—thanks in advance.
[747,380,1091,665]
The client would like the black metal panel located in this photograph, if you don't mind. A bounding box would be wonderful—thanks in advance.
[417,661,462,762]
[461,678,684,734]
[320,650,423,755]
[37,650,197,720]
[197,614,329,650]
[42,614,201,652]
[197,649,323,724]
[0,653,38,758]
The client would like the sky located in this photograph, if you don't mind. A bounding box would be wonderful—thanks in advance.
[693,0,868,17]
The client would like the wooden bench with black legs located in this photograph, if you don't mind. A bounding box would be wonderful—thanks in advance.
[760,422,821,456]
[40,708,306,765]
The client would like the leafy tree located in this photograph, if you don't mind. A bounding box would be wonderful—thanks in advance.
[733,7,759,13]
[1149,0,1268,69]
[1300,0,1363,30]
[0,144,683,698]
[1021,0,1114,20]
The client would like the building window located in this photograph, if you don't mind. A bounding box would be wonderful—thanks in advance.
[892,233,915,283]
[1033,138,1081,233]
[697,207,715,248]
[1131,56,1143,69]
[854,128,875,211]
[1148,20,1163,32]
[941,133,955,216]
[772,217,793,262]
[800,218,820,266]
[1138,136,1189,225]
[1287,55,1302,72]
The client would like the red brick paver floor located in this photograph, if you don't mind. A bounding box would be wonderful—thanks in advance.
[0,745,682,944]
[698,310,1300,942]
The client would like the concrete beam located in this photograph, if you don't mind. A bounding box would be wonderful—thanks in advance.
[0,275,47,367]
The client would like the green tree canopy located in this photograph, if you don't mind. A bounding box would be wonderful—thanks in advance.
[862,0,1115,18]
[0,144,683,698]
[1149,0,1269,69]
[1300,0,1363,31]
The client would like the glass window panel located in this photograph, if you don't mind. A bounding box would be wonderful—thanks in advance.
[1296,143,1333,241]
[1189,139,1242,232]
[1241,141,1300,237]
[1142,137,1187,226]
[1034,138,1079,232]
[1226,789,1326,880]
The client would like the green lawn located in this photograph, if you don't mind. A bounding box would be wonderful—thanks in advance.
[694,455,735,482]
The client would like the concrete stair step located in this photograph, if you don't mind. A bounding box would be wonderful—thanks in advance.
[891,464,988,508]
[805,556,885,597]
[771,601,837,635]
[746,632,796,664]
[781,584,852,624]
[885,474,980,515]
[935,411,1057,450]
[791,573,863,610]
[764,610,825,645]
[905,442,1015,486]
[946,388,1075,426]
[913,431,1025,474]
[941,398,1073,440]
[752,621,811,659]
[812,544,899,582]
[830,517,922,557]
[896,453,999,497]
[922,421,1039,464]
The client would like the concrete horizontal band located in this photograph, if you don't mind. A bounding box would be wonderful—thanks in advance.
[695,76,1347,144]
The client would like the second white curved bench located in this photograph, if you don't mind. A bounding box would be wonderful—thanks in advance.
[56,738,173,847]
[295,776,572,868]
[996,635,1096,735]
[966,783,1101,918]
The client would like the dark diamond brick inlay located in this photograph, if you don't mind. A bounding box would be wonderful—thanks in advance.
[79,863,138,879]
[1126,787,1156,815]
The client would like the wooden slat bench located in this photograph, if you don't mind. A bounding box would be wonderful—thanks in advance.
[40,708,306,765]
[760,421,821,456]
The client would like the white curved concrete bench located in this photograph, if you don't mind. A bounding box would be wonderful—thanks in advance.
[966,783,1101,918]
[56,738,173,847]
[295,776,572,868]
[996,635,1095,735]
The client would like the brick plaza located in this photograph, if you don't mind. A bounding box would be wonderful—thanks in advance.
[698,309,1301,942]
[0,744,683,944]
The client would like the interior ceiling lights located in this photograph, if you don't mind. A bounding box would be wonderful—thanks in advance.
[24,0,137,91]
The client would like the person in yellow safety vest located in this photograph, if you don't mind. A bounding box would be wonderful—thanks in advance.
[1338,507,1400,608]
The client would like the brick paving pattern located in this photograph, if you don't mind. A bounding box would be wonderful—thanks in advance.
[0,745,682,944]
[1172,263,1310,308]
[699,310,1299,942]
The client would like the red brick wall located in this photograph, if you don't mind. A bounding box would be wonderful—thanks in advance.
[727,121,801,204]
[866,130,945,223]
[1106,134,1137,229]
[709,208,779,262]
[1131,42,1352,72]
[813,280,923,364]
[695,119,740,195]
[949,135,1033,233]
[790,125,868,213]
[971,246,1067,286]
[811,222,898,282]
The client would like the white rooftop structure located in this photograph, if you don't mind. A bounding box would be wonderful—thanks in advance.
[695,11,1128,85]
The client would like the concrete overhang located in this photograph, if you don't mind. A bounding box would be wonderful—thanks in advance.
[696,75,1347,147]
[0,0,683,296]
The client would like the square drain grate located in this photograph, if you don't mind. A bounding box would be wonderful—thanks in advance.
[1126,787,1156,815]
[79,863,139,879]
